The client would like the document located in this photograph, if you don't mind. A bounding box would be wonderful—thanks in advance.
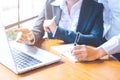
[51,44,78,62]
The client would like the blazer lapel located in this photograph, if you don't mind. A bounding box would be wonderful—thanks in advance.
[77,0,94,33]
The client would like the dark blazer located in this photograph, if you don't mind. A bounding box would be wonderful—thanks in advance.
[32,0,104,47]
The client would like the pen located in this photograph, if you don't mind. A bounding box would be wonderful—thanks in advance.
[74,32,80,46]
[45,16,56,39]
[108,53,119,61]
[51,16,56,21]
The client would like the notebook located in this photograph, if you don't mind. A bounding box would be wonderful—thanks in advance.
[51,44,78,62]
[0,25,61,74]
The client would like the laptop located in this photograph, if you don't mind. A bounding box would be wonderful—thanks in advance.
[51,44,78,62]
[0,25,61,74]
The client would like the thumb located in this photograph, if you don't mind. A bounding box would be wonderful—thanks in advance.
[13,28,30,33]
[51,16,56,22]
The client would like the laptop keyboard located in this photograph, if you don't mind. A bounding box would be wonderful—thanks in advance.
[11,48,41,69]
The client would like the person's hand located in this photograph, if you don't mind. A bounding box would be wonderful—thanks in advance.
[72,45,106,61]
[43,16,56,33]
[13,28,35,45]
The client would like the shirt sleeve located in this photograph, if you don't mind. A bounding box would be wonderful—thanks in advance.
[98,0,112,37]
[99,34,120,55]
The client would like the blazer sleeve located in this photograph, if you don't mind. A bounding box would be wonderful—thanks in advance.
[31,9,45,44]
[52,3,104,47]
[31,0,53,44]
[31,0,57,44]
[79,4,104,47]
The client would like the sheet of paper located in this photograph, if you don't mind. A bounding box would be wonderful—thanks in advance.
[51,44,78,62]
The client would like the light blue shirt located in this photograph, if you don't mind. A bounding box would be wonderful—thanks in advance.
[98,0,120,55]
[100,34,120,55]
[99,0,120,40]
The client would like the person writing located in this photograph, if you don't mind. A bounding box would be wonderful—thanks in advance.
[14,0,104,47]
[72,0,120,61]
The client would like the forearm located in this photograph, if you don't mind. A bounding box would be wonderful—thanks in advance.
[79,33,103,47]
[53,27,103,46]
[99,34,120,55]
[53,27,76,43]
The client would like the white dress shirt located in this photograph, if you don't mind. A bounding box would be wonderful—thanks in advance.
[51,0,83,37]
[58,0,83,32]
[100,34,120,55]
[98,0,120,54]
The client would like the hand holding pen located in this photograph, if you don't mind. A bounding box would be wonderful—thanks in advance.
[72,32,98,61]
[70,32,80,52]
[70,32,81,62]
[43,16,56,33]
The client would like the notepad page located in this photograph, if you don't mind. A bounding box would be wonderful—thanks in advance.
[51,44,78,62]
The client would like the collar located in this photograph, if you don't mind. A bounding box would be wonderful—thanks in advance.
[60,0,83,10]
[51,0,63,6]
[51,0,83,7]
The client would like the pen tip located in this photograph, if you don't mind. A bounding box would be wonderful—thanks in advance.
[52,16,56,21]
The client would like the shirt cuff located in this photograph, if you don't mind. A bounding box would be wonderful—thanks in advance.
[99,36,120,55]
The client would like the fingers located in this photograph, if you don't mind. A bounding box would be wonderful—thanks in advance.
[16,33,32,44]
[43,17,55,27]
[51,16,56,21]
[43,16,56,27]
[16,38,23,43]
[43,20,51,28]
[72,45,86,54]
[72,49,87,57]
[15,32,24,43]
[14,28,34,44]
[72,45,88,61]
[26,32,34,41]
[72,45,98,61]
[75,52,87,61]
[13,28,30,33]
[72,50,87,61]
[73,45,85,50]
[43,25,51,33]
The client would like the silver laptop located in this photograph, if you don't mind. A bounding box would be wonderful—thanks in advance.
[0,25,61,74]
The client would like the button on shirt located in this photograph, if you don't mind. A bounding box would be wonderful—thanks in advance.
[58,0,83,32]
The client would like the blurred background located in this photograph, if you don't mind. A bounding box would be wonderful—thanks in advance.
[0,0,44,40]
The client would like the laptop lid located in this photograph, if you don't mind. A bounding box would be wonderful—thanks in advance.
[0,25,18,73]
[0,25,61,74]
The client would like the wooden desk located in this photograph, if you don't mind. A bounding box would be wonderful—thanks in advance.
[1,39,120,80]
